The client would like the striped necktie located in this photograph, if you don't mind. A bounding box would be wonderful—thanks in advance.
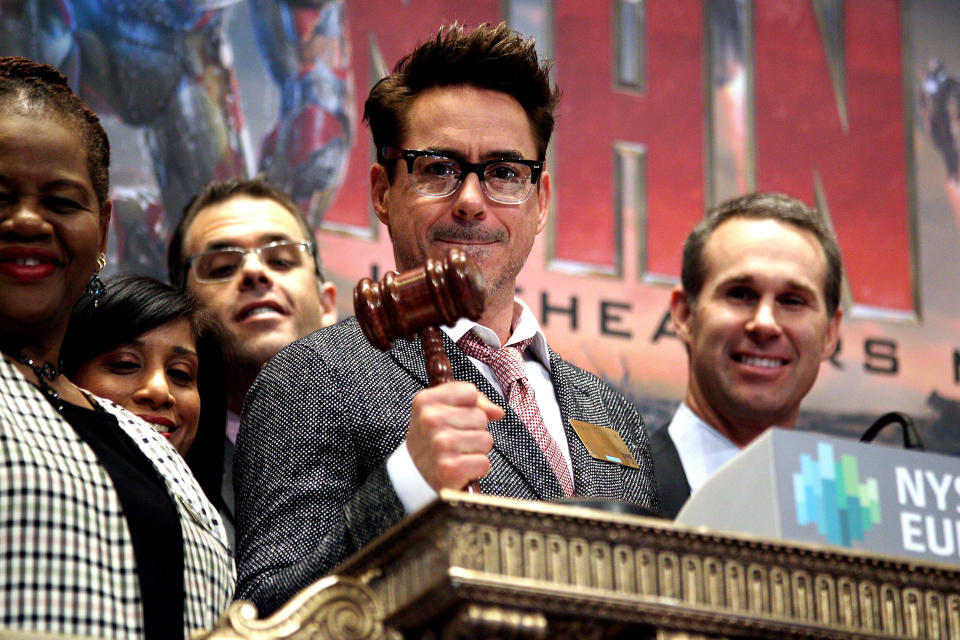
[458,331,574,496]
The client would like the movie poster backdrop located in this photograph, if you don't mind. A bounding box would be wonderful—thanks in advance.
[2,0,958,455]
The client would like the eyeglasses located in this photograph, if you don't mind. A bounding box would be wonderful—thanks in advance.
[187,240,315,283]
[382,147,543,204]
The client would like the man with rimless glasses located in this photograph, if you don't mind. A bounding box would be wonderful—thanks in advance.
[233,23,660,615]
[167,176,338,546]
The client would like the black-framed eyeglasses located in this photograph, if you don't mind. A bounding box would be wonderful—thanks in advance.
[187,240,315,283]
[382,147,543,204]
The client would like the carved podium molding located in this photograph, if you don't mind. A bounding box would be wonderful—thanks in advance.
[197,492,960,640]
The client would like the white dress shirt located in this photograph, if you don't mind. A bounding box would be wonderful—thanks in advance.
[387,298,570,514]
[666,402,740,493]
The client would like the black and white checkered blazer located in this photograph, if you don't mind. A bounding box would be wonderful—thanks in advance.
[0,357,235,638]
[234,316,659,616]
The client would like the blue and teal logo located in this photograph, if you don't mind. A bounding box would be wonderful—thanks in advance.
[793,443,881,546]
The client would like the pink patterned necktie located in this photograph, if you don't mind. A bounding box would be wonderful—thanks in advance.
[457,331,574,496]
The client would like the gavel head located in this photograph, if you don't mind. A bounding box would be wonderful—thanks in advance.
[353,248,486,351]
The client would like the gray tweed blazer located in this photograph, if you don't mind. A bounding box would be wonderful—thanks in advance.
[234,316,659,615]
[0,356,234,638]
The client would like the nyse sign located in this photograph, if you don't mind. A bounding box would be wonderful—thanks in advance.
[897,468,960,560]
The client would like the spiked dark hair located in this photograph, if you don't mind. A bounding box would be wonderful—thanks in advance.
[364,22,560,170]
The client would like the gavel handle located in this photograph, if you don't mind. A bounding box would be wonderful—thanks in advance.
[420,326,483,495]
[421,326,453,386]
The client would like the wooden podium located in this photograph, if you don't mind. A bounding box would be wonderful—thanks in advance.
[198,491,960,640]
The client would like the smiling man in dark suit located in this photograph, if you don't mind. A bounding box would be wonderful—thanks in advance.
[233,22,660,616]
[651,192,844,518]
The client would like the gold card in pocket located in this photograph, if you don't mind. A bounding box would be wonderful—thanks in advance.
[569,419,639,468]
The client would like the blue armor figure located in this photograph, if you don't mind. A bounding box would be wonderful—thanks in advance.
[253,0,353,228]
[0,0,353,278]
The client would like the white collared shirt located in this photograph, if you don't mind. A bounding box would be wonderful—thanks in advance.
[666,402,740,493]
[386,298,571,514]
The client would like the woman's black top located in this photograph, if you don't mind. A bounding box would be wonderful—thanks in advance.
[60,401,184,640]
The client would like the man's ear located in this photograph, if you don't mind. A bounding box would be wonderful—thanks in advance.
[318,281,337,328]
[669,285,694,347]
[534,170,551,234]
[371,163,391,225]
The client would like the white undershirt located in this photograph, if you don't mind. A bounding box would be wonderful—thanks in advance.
[666,402,740,493]
[386,298,570,514]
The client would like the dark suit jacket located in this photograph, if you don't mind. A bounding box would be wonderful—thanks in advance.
[649,422,692,518]
[234,317,659,615]
[219,436,236,549]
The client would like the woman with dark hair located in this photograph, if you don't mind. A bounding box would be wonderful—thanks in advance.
[62,274,227,502]
[0,56,233,639]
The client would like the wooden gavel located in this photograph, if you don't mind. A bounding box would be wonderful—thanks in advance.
[353,248,486,493]
[354,248,485,384]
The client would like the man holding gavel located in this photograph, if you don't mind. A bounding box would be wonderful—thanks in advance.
[233,22,660,616]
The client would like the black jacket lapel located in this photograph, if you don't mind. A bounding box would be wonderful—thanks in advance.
[649,424,691,518]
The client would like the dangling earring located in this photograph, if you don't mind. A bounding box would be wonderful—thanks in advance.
[85,253,106,307]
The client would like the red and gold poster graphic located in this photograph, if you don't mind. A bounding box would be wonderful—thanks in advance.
[3,0,957,455]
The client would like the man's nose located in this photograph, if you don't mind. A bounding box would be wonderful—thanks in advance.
[238,251,274,290]
[452,171,486,220]
[745,298,782,339]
